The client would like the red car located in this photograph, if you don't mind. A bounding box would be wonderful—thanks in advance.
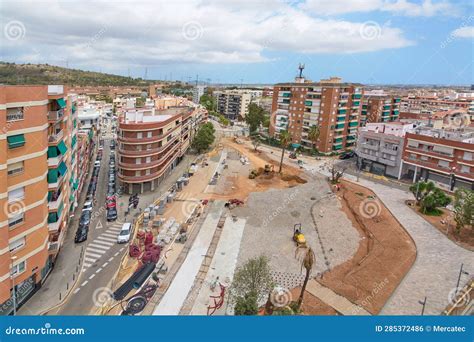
[106,200,116,209]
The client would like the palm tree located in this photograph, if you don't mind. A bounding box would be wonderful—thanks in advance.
[278,130,292,173]
[296,247,315,310]
[307,125,320,153]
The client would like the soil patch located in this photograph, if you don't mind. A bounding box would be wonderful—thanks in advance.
[317,180,417,314]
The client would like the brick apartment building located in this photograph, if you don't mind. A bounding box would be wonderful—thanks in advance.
[361,95,401,125]
[270,77,363,153]
[117,101,205,194]
[401,128,474,190]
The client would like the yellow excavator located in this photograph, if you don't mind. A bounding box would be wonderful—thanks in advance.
[293,223,306,247]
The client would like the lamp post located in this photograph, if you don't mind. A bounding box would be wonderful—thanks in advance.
[418,297,427,316]
[455,263,469,294]
[10,255,18,315]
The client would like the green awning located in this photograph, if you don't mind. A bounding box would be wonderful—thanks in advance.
[72,105,77,113]
[71,135,77,148]
[7,134,25,148]
[48,191,53,202]
[69,194,75,202]
[48,212,58,224]
[47,169,58,183]
[58,161,67,176]
[88,130,93,139]
[47,146,59,158]
[57,202,64,218]
[58,140,67,155]
[56,98,66,109]
[73,180,79,190]
[69,175,74,184]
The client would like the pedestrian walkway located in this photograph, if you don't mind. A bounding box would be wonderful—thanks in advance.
[82,222,122,269]
[306,280,371,315]
[153,201,226,315]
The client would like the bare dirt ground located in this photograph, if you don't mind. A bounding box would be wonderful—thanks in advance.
[206,138,306,201]
[406,200,473,251]
[317,180,417,314]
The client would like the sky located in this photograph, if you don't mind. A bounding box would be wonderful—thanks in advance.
[1,0,473,85]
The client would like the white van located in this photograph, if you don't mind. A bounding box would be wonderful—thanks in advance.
[117,222,132,243]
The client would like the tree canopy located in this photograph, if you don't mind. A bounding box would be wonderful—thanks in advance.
[245,103,266,133]
[409,181,451,215]
[191,122,215,153]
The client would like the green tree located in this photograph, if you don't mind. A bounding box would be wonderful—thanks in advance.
[245,103,266,133]
[278,130,292,173]
[307,125,320,152]
[230,255,274,315]
[191,123,215,153]
[410,181,451,215]
[251,135,261,151]
[453,189,474,234]
[199,94,216,112]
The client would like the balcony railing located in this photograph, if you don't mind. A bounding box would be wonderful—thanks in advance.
[119,143,180,170]
[48,130,64,144]
[48,109,65,122]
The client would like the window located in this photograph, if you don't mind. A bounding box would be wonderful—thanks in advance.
[8,187,24,202]
[460,165,470,173]
[9,237,26,253]
[438,160,450,169]
[7,162,24,176]
[463,152,473,161]
[11,261,26,277]
[147,131,152,138]
[7,107,24,121]
[136,158,141,164]
[146,157,151,163]
[135,171,141,176]
[407,140,418,149]
[137,132,143,139]
[8,213,24,228]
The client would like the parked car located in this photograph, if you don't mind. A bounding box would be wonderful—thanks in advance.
[74,224,89,243]
[106,200,116,209]
[117,223,132,243]
[339,151,356,160]
[83,201,93,211]
[106,207,117,221]
[79,210,92,226]
[94,160,101,167]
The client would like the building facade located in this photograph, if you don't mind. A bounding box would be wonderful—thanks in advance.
[192,85,206,104]
[270,77,363,153]
[0,86,51,315]
[356,122,416,178]
[401,129,474,190]
[117,103,204,194]
[361,95,401,125]
[214,90,251,121]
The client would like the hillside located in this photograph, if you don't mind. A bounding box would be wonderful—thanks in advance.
[0,62,157,86]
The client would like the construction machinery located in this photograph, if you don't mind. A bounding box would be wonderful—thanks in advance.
[293,223,306,247]
[264,164,274,174]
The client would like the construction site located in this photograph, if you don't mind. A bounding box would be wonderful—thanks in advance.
[91,132,434,316]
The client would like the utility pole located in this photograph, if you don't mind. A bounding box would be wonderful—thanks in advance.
[456,263,469,293]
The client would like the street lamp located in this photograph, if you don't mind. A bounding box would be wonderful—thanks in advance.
[455,263,469,294]
[10,255,18,315]
[418,296,427,316]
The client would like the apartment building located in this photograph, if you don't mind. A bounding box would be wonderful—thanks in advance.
[192,85,206,104]
[361,95,401,125]
[400,95,471,114]
[214,90,251,121]
[356,122,416,178]
[0,86,50,315]
[117,102,204,194]
[270,77,363,153]
[401,128,474,190]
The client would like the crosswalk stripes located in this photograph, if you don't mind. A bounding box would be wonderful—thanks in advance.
[82,223,124,270]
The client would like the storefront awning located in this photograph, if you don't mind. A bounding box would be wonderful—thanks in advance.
[56,98,67,109]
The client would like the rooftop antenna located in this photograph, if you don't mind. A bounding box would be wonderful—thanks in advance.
[298,63,305,78]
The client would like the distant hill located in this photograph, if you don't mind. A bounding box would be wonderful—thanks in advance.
[0,62,157,86]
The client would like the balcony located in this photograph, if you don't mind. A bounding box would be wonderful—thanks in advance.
[48,153,64,168]
[48,194,63,211]
[361,143,379,151]
[48,109,65,122]
[358,150,378,162]
[378,156,397,167]
[48,130,64,144]
[380,147,398,156]
[119,143,180,170]
[118,150,180,183]
[118,126,180,144]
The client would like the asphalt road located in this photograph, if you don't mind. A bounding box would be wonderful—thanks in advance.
[55,118,128,315]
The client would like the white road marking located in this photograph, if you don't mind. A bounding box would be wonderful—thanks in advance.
[114,252,119,256]
[88,274,95,280]
[95,267,103,273]
[85,250,103,258]
[90,239,114,247]
[119,247,125,251]
[102,262,109,267]
[108,257,114,262]
[96,236,117,243]
[73,288,81,294]
[88,243,110,251]
[81,281,88,287]
[82,262,92,268]
[84,257,98,263]
[101,233,118,239]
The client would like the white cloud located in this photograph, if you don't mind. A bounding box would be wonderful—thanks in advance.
[451,26,474,38]
[0,0,414,69]
[302,0,458,17]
